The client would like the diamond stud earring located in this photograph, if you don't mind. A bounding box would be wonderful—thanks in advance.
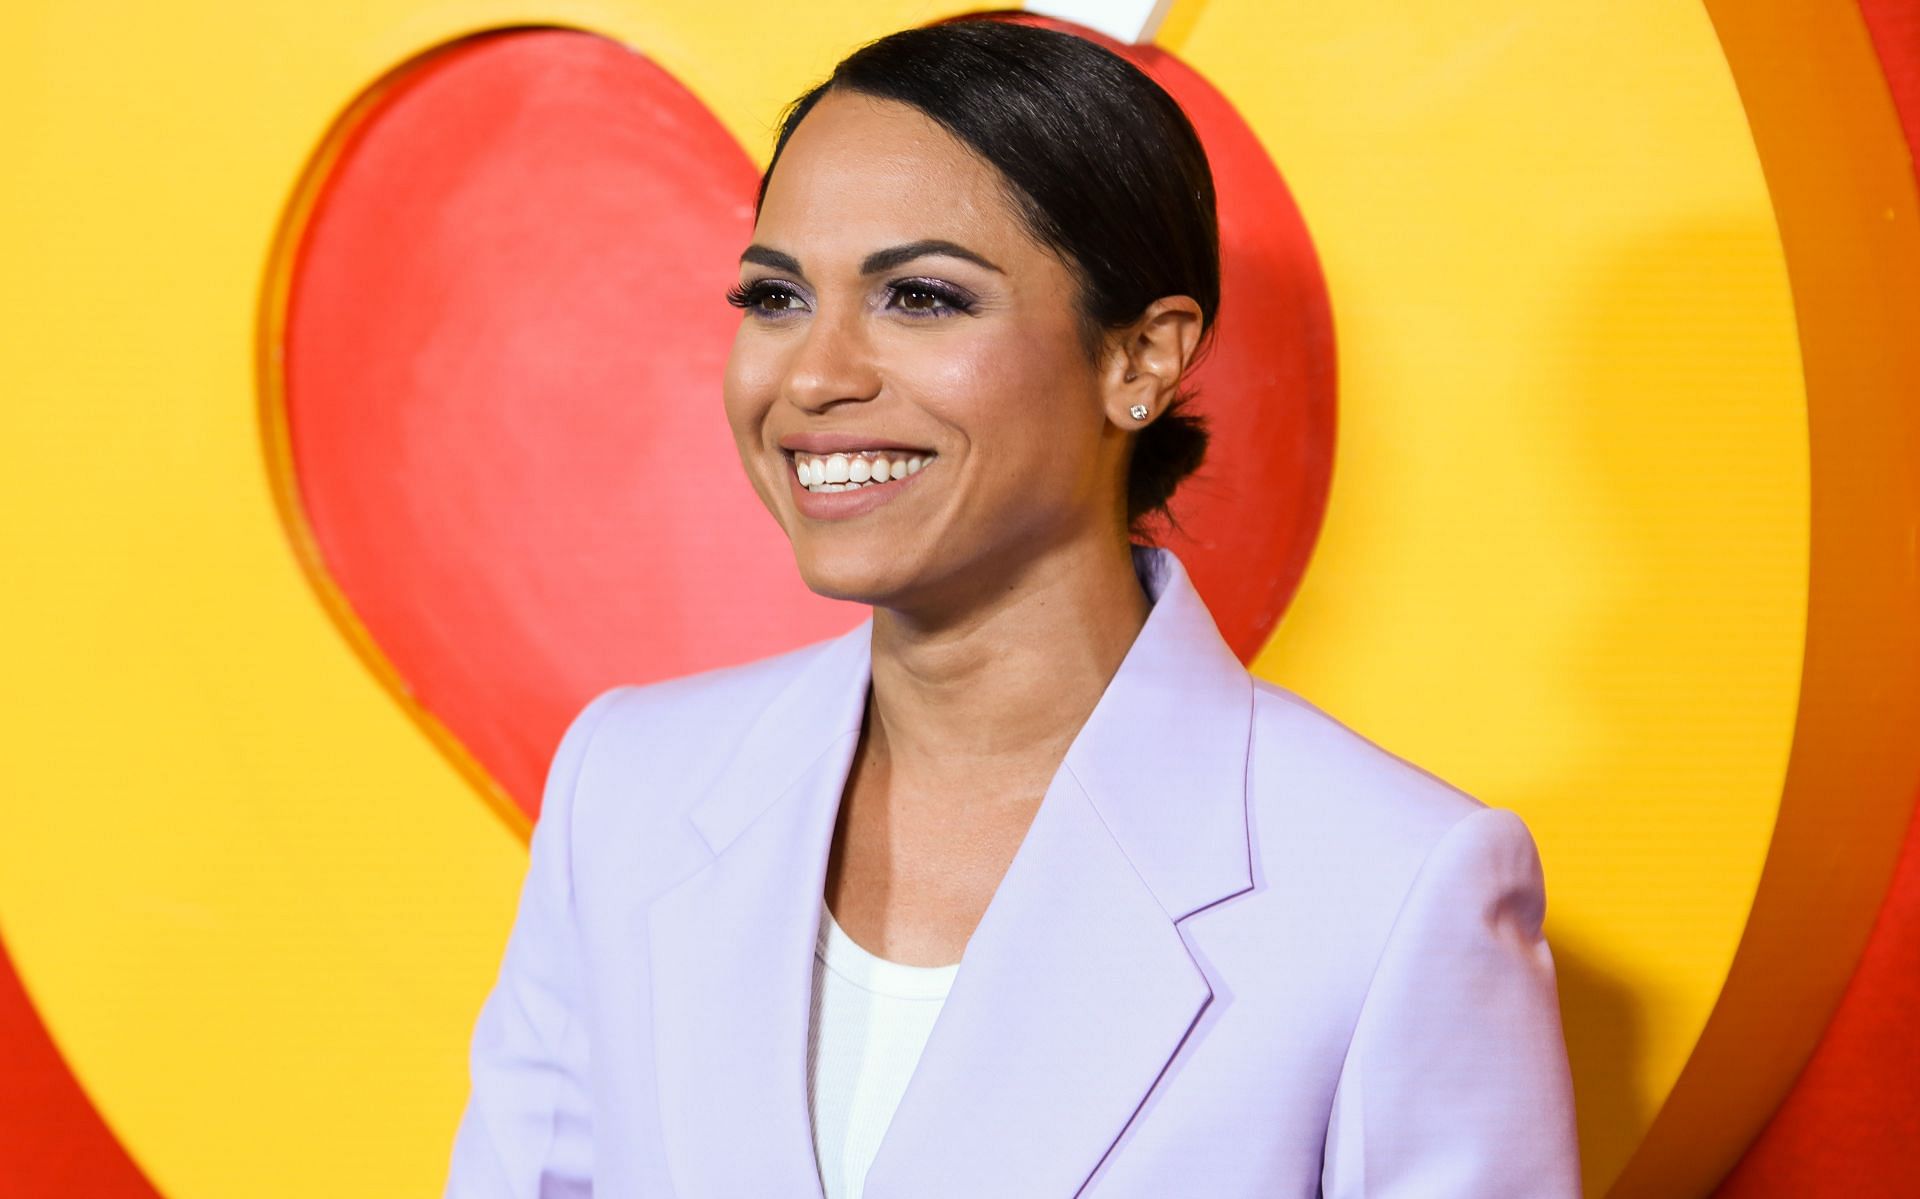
[1129,404,1150,421]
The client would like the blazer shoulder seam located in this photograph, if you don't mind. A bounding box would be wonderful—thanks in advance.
[1328,805,1504,1069]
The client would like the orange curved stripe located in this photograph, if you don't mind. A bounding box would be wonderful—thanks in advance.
[1718,784,1920,1193]
[1613,0,1920,1193]
[1716,0,1920,1188]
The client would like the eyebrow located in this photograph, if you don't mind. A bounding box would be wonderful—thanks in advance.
[738,239,1005,277]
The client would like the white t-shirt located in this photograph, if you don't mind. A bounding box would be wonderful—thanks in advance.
[806,899,960,1199]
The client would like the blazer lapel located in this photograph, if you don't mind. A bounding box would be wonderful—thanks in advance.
[644,545,1254,1198]
[644,617,873,1199]
[862,545,1256,1197]
[859,766,1218,1197]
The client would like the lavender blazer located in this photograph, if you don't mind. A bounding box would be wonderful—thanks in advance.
[445,545,1582,1197]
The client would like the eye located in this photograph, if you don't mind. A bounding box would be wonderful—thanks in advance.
[725,279,808,318]
[885,278,976,318]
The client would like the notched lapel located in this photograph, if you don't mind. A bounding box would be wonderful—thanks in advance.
[863,547,1257,1196]
[645,731,856,1199]
[862,766,1215,1198]
[643,619,872,1199]
[639,546,1253,1197]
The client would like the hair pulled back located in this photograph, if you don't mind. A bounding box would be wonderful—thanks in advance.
[753,17,1220,538]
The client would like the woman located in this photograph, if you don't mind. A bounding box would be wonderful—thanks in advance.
[447,17,1581,1198]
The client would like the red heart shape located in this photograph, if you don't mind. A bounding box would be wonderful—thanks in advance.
[278,24,1334,823]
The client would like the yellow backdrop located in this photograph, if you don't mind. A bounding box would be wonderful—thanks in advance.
[0,2,1855,1196]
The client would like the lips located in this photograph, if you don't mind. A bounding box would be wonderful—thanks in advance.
[778,431,936,456]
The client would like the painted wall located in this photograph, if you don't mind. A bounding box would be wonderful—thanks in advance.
[1,2,1914,1195]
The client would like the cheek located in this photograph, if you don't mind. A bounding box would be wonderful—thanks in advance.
[897,319,1099,473]
[721,328,780,446]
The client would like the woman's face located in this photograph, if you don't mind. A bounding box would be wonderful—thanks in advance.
[723,90,1133,612]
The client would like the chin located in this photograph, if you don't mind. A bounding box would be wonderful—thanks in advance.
[787,537,905,606]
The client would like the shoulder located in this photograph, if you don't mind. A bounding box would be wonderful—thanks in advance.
[553,634,845,843]
[1248,676,1486,838]
[1241,676,1541,941]
[583,635,833,750]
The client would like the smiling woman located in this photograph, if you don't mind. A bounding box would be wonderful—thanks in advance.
[723,24,1216,614]
[723,84,1194,608]
[445,16,1580,1199]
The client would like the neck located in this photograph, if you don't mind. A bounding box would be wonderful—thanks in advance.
[863,536,1153,802]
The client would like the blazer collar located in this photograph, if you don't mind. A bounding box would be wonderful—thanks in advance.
[685,543,1255,920]
[644,544,1255,1197]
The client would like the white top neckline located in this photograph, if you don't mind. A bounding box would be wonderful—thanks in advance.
[815,899,961,1000]
[808,899,959,1198]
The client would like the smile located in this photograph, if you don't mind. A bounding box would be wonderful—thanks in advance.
[790,449,936,494]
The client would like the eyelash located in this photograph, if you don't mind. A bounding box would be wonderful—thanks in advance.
[724,278,975,319]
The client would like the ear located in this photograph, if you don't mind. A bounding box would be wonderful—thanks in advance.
[1101,296,1206,428]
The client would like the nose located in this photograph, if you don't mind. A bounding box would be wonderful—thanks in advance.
[782,303,880,414]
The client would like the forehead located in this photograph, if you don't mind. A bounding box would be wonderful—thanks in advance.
[756,90,1032,259]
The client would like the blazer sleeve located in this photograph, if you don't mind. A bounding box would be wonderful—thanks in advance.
[444,687,629,1199]
[1320,805,1583,1198]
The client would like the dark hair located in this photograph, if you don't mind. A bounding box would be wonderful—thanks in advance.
[753,16,1220,539]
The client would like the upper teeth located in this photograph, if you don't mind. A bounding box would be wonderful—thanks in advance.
[792,450,934,492]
